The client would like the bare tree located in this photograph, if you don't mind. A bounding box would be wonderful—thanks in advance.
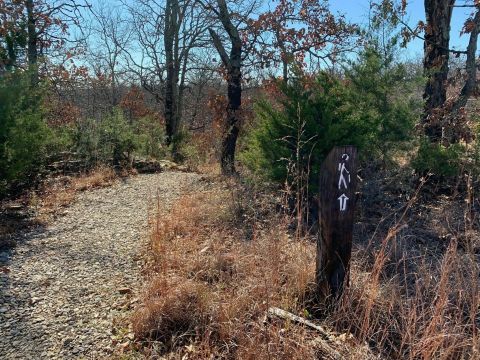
[0,1,24,72]
[374,0,480,144]
[164,0,180,148]
[452,7,480,112]
[125,0,210,155]
[205,0,242,174]
[89,0,132,108]
[22,0,89,84]
[249,0,358,83]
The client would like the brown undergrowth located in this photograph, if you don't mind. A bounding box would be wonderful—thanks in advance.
[330,173,480,359]
[133,186,317,358]
[1,166,126,250]
[132,180,375,359]
[33,166,124,222]
[133,175,480,359]
[332,229,479,359]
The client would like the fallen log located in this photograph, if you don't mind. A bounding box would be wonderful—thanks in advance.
[267,307,332,340]
[267,307,344,360]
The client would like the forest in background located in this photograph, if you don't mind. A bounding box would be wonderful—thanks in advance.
[1,0,480,359]
[1,0,479,192]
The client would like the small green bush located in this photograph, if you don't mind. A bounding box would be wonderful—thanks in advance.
[73,117,101,165]
[412,116,480,178]
[240,72,349,187]
[72,110,167,167]
[134,116,167,159]
[48,125,74,155]
[98,109,137,165]
[171,130,202,165]
[240,48,418,191]
[413,140,466,177]
[0,71,52,196]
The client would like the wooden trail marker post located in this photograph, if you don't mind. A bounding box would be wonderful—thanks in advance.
[316,146,358,299]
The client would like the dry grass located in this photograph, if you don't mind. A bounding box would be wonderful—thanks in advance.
[196,161,221,176]
[329,177,480,359]
[1,166,122,250]
[132,182,377,359]
[132,178,480,359]
[70,166,118,191]
[34,166,121,221]
[132,187,326,359]
[330,220,480,359]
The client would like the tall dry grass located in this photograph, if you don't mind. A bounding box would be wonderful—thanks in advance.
[331,176,480,359]
[133,178,479,359]
[133,187,325,358]
[331,234,479,359]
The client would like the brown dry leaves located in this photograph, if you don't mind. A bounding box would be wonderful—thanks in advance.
[132,186,326,359]
[34,166,120,222]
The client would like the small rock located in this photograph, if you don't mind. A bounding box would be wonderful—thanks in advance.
[29,297,41,305]
[32,317,45,324]
[199,246,210,254]
[118,287,132,295]
[62,338,73,348]
[118,341,130,352]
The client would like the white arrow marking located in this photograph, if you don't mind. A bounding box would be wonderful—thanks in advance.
[338,193,349,211]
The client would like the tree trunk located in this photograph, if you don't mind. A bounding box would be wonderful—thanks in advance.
[422,0,454,142]
[177,46,190,129]
[164,0,179,148]
[209,0,242,175]
[25,0,38,85]
[5,34,17,71]
[222,60,241,175]
[282,58,288,84]
[275,27,288,83]
[452,10,480,113]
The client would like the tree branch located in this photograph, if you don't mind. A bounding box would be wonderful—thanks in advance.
[208,27,229,67]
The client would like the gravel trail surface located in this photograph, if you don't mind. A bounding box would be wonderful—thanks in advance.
[0,172,202,359]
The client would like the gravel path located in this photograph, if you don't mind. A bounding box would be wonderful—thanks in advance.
[0,172,202,359]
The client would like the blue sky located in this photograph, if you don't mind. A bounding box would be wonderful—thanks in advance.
[330,0,474,59]
[86,0,475,64]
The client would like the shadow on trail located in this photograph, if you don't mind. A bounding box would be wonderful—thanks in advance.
[0,204,47,304]
[0,205,51,357]
[0,205,46,251]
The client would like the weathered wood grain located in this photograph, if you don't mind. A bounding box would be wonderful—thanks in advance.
[316,146,358,299]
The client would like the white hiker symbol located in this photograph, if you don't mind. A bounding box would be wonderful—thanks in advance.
[338,153,350,190]
[338,193,349,211]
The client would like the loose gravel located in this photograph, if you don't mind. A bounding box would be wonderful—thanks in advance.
[0,172,203,359]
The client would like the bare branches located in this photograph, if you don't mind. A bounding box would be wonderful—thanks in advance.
[452,8,480,112]
[208,27,229,66]
[247,0,359,79]
[0,0,90,74]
